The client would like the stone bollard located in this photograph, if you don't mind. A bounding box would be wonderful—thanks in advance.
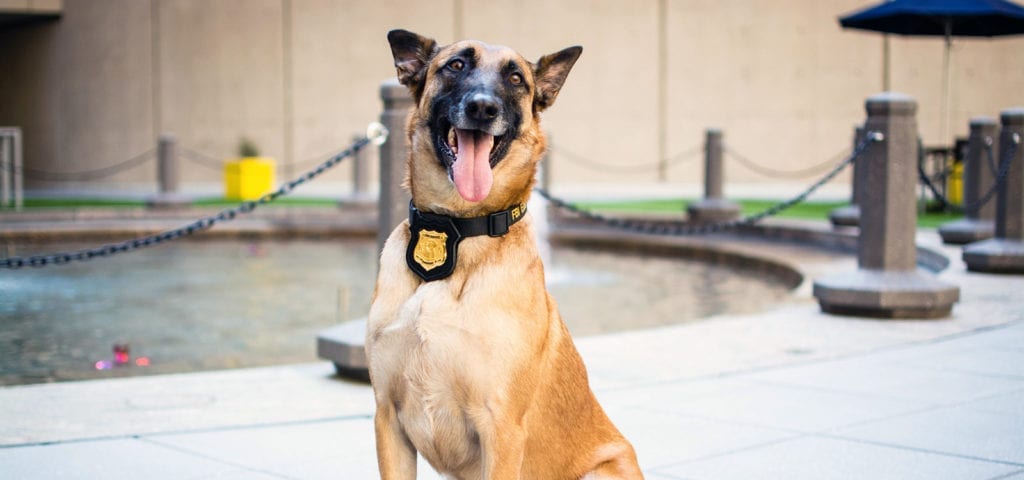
[377,78,414,254]
[539,132,552,193]
[963,108,1024,272]
[343,133,373,205]
[146,133,189,209]
[828,125,866,227]
[317,79,413,381]
[814,93,959,318]
[686,128,740,223]
[938,117,998,244]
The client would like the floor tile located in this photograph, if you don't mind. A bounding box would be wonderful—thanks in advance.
[147,417,442,479]
[834,405,1024,464]
[605,406,798,469]
[642,382,927,433]
[0,438,265,480]
[746,357,1024,405]
[655,436,1019,480]
[902,348,1024,380]
[962,389,1024,417]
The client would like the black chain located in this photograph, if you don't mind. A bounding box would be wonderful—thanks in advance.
[537,132,882,235]
[1,134,380,269]
[23,148,156,182]
[919,135,1019,214]
[179,147,226,171]
[549,143,703,174]
[724,145,851,179]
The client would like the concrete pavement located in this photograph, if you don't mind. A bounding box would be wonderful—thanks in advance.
[1,210,1023,478]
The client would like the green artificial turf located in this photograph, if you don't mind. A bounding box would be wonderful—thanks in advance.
[575,198,962,229]
[12,196,964,228]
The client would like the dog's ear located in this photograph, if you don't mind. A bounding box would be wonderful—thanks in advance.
[533,46,583,112]
[387,29,439,100]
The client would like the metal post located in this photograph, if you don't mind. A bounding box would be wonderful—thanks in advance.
[814,92,959,318]
[157,133,178,194]
[377,79,414,255]
[963,107,1024,273]
[352,133,370,201]
[540,132,552,193]
[938,117,997,244]
[0,134,9,209]
[146,133,188,209]
[829,125,865,227]
[12,129,21,211]
[0,128,21,211]
[686,128,739,223]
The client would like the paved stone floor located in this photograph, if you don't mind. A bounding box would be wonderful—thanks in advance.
[1,218,1023,478]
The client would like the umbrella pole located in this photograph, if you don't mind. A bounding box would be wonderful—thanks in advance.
[940,20,952,146]
[883,34,891,91]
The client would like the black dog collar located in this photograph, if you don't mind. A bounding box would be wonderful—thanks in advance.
[406,201,527,282]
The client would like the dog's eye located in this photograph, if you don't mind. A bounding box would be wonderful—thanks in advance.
[447,59,465,72]
[508,73,523,86]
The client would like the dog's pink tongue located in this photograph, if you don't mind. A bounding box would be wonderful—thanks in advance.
[452,129,494,203]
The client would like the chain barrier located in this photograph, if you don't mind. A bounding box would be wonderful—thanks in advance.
[537,132,883,236]
[918,134,1020,214]
[0,123,388,270]
[182,145,356,174]
[549,143,703,174]
[22,148,156,182]
[724,145,851,180]
[179,147,225,172]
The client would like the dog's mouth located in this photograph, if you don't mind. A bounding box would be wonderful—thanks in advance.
[435,121,509,203]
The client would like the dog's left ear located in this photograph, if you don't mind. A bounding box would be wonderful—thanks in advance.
[533,46,583,111]
[387,29,439,100]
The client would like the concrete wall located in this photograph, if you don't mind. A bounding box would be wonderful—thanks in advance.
[1,0,1023,194]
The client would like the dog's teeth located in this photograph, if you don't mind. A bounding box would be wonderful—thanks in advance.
[448,128,458,154]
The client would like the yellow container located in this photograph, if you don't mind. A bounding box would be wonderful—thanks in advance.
[947,161,963,206]
[224,157,275,201]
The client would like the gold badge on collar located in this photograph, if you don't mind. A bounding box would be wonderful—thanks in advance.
[413,229,448,271]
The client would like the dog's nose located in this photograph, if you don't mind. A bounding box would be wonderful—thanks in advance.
[466,93,501,121]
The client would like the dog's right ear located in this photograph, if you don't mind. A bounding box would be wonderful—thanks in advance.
[387,29,439,100]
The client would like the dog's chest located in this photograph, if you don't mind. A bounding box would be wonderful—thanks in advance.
[374,281,525,470]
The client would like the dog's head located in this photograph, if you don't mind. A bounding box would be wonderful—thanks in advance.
[387,29,581,215]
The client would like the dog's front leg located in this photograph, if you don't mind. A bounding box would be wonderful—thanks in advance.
[374,403,417,480]
[474,410,527,480]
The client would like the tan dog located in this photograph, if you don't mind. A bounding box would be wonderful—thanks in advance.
[366,29,643,479]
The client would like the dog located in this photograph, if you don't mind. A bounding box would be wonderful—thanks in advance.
[365,29,643,479]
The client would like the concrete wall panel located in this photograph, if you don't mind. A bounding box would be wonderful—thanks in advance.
[288,0,454,185]
[52,0,154,183]
[157,0,284,182]
[461,0,662,185]
[2,0,1023,194]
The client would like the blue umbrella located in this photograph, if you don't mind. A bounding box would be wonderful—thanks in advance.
[839,0,1024,140]
[840,0,1024,37]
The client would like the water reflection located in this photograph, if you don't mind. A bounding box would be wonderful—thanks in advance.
[0,239,790,385]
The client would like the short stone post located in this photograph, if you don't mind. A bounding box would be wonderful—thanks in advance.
[0,133,10,209]
[341,133,373,205]
[938,117,998,244]
[0,127,23,210]
[814,93,959,318]
[963,108,1024,272]
[317,79,413,381]
[539,132,552,193]
[828,125,866,227]
[377,78,414,254]
[686,128,739,223]
[146,133,189,209]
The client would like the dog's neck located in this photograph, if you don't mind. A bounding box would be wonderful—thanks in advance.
[405,200,528,282]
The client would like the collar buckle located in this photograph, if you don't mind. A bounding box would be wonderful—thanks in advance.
[487,210,511,237]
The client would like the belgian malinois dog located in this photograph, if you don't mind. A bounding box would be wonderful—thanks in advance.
[366,29,643,479]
